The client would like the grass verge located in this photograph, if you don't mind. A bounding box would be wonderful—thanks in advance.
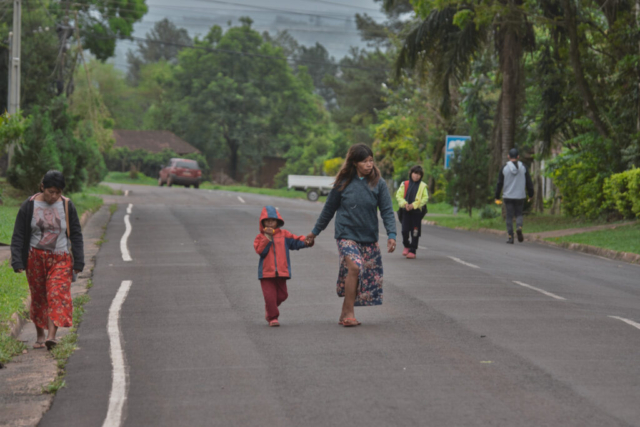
[86,184,124,196]
[0,260,29,364]
[426,205,625,234]
[104,171,157,186]
[545,223,640,255]
[44,294,90,394]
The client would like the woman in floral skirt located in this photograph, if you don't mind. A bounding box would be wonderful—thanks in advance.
[11,170,84,350]
[306,144,396,326]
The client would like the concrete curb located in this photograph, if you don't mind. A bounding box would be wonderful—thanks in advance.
[5,208,97,339]
[423,220,640,266]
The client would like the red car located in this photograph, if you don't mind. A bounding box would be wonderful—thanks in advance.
[158,158,202,188]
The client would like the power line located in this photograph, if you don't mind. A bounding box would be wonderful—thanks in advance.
[89,0,385,22]
[296,0,382,12]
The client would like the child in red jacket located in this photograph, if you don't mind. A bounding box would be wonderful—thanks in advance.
[254,206,311,326]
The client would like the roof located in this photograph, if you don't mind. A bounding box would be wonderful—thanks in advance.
[113,130,201,155]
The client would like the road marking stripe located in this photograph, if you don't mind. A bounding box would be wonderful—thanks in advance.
[512,281,566,300]
[448,256,479,269]
[103,280,133,427]
[609,316,640,331]
[238,196,246,204]
[120,206,133,262]
[418,246,427,250]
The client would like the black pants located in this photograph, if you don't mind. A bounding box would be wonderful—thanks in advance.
[402,231,419,253]
[504,198,525,236]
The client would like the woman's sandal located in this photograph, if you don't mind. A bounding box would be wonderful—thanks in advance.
[45,339,58,351]
[33,341,46,349]
[341,318,361,327]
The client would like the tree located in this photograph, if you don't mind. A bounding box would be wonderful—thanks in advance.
[64,0,148,61]
[396,1,535,168]
[325,48,392,145]
[164,19,327,181]
[7,98,106,193]
[127,18,192,85]
[295,43,338,107]
[448,140,491,217]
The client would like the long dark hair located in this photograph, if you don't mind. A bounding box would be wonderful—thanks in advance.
[334,144,381,191]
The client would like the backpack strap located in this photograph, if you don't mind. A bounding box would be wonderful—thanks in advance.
[403,181,409,198]
[63,197,71,240]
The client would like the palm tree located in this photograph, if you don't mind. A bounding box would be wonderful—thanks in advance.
[396,1,534,166]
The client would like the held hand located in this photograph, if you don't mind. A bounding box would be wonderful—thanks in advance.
[305,232,316,246]
[16,269,24,273]
[74,270,81,274]
[406,204,413,211]
[387,239,396,253]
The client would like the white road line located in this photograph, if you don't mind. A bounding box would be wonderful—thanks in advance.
[126,203,132,214]
[512,281,566,301]
[448,256,479,269]
[418,246,427,250]
[609,316,640,331]
[238,196,246,204]
[103,280,133,427]
[120,206,133,262]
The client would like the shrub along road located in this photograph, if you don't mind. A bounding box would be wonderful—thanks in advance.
[39,184,640,427]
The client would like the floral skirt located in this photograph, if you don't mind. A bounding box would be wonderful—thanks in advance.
[26,248,73,329]
[336,239,383,306]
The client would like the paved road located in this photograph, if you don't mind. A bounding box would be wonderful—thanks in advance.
[41,185,640,427]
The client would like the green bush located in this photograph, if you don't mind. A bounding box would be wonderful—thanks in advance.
[7,98,106,193]
[104,147,210,181]
[547,149,610,219]
[604,168,640,219]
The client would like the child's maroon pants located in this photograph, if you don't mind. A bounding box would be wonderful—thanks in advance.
[260,278,288,321]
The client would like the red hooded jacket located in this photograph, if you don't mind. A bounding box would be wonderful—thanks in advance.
[254,206,308,279]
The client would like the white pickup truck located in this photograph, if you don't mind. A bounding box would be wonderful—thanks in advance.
[287,175,335,201]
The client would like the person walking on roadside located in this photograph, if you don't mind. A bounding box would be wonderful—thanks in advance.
[396,165,429,259]
[495,148,534,244]
[253,205,311,327]
[306,143,396,327]
[10,170,84,350]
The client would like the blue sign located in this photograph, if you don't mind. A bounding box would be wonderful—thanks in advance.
[444,135,471,169]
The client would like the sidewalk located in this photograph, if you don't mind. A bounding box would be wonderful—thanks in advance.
[0,204,113,427]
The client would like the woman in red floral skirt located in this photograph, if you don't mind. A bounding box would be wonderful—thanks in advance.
[11,170,84,350]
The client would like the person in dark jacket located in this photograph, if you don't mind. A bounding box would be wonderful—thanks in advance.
[11,170,84,350]
[495,148,534,244]
[306,143,397,327]
[254,206,310,327]
[395,165,429,259]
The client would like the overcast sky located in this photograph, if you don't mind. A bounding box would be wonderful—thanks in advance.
[112,0,387,70]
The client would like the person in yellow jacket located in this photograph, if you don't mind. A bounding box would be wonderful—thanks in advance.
[395,165,429,259]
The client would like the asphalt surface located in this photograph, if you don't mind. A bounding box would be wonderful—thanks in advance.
[40,184,640,427]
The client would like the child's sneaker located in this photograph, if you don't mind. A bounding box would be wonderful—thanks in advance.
[402,248,410,256]
[406,252,416,259]
[269,319,280,327]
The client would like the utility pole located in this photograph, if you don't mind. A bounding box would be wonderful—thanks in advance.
[7,0,21,167]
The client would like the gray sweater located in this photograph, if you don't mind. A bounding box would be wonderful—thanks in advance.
[312,176,397,243]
